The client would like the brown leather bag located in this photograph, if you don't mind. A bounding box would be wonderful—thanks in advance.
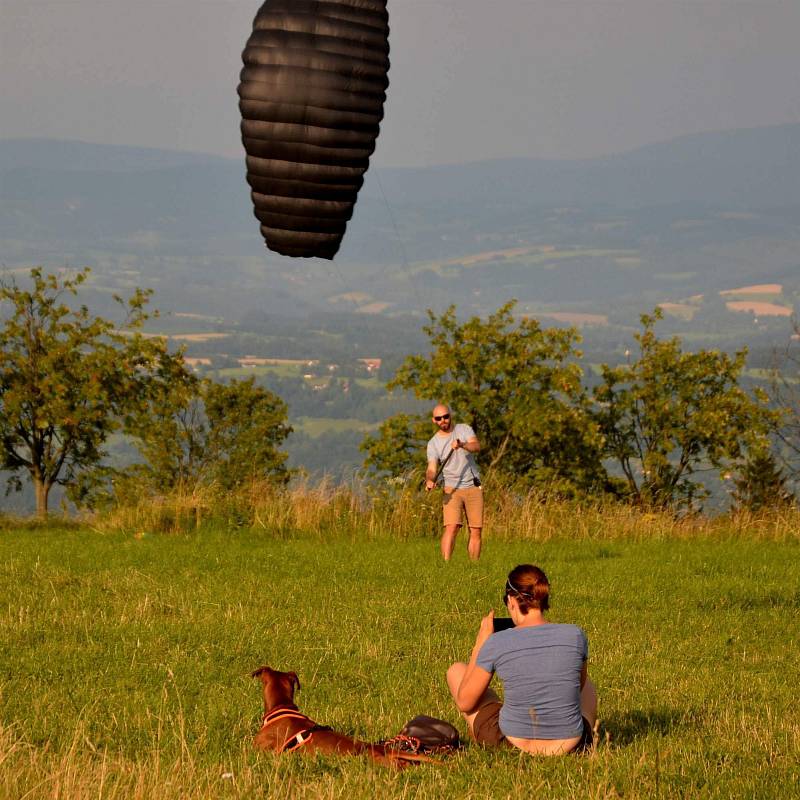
[384,715,460,755]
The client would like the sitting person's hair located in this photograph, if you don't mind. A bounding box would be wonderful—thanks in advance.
[504,564,550,613]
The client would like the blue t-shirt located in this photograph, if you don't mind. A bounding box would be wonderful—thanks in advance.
[476,623,588,739]
[426,423,480,489]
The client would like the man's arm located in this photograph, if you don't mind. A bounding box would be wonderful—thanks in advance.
[451,435,480,453]
[425,458,439,490]
[465,436,480,453]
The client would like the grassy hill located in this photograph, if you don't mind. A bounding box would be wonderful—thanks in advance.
[1,519,798,799]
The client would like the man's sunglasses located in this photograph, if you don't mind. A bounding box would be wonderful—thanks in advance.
[433,413,450,422]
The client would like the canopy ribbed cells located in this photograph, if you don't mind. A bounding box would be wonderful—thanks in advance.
[239,0,390,259]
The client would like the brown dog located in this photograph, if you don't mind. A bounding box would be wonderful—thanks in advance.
[251,666,435,767]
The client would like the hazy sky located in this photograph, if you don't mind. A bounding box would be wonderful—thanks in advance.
[2,0,799,167]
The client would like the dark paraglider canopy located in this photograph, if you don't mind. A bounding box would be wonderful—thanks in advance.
[238,0,390,260]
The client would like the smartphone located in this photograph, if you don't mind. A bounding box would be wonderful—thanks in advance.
[492,617,515,632]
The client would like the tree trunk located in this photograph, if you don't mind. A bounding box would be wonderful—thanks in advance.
[34,478,50,517]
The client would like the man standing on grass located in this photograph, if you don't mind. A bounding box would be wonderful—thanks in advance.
[425,403,483,561]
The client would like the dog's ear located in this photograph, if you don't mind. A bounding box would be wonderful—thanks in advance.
[287,671,300,693]
[251,665,271,681]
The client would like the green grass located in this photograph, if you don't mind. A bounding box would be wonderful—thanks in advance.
[411,248,640,277]
[353,377,383,390]
[293,417,378,437]
[214,364,302,379]
[1,526,799,799]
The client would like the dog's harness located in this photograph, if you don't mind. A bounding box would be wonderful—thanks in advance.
[261,706,331,753]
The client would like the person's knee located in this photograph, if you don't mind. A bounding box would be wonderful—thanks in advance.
[446,661,467,694]
[447,661,467,680]
[447,661,467,683]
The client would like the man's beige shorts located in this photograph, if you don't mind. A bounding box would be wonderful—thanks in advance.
[442,485,484,528]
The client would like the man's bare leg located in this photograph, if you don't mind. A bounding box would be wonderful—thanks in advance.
[441,523,460,561]
[467,527,482,560]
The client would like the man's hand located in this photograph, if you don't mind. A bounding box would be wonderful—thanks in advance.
[451,438,462,450]
[425,479,435,492]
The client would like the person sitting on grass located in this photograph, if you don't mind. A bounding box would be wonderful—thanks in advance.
[447,564,597,755]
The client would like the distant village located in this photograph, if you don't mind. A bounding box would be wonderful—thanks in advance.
[182,354,382,389]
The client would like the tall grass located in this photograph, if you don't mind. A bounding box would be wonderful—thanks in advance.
[9,476,793,798]
[1,530,798,799]
[89,474,800,543]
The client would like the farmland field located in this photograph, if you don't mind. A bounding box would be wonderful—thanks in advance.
[293,417,378,437]
[214,364,303,379]
[725,301,793,317]
[414,247,640,276]
[1,524,798,799]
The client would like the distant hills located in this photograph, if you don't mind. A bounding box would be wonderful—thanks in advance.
[361,123,800,212]
[2,128,799,508]
[1,124,798,323]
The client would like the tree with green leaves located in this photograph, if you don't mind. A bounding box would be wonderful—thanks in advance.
[594,309,777,509]
[202,377,292,490]
[362,301,607,493]
[770,319,800,486]
[731,449,794,513]
[0,268,168,516]
[118,373,292,497]
[361,413,433,483]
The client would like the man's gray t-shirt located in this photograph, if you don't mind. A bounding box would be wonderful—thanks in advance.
[476,623,588,739]
[427,423,480,489]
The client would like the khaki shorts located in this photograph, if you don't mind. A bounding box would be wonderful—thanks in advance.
[472,703,594,753]
[472,701,506,746]
[442,485,484,528]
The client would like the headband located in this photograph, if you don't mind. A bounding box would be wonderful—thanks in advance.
[505,578,534,599]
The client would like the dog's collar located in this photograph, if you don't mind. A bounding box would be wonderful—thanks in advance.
[261,705,308,728]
